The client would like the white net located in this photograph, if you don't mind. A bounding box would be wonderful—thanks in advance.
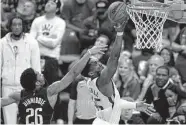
[126,2,170,51]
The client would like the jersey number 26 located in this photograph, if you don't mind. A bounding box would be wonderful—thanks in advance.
[26,108,43,124]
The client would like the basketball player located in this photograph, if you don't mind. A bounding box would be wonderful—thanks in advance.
[0,45,107,124]
[82,20,153,124]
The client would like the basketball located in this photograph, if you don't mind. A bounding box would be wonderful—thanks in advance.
[107,1,129,24]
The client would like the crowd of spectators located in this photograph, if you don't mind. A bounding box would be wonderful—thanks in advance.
[1,0,186,124]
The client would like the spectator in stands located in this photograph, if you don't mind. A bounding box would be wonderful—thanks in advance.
[159,47,179,77]
[175,27,186,83]
[137,55,165,101]
[133,48,154,73]
[81,28,113,66]
[1,0,37,33]
[82,0,114,49]
[0,15,41,124]
[18,0,36,32]
[30,0,66,85]
[119,97,145,124]
[174,81,186,124]
[1,2,9,37]
[144,66,178,124]
[35,0,62,17]
[62,0,95,35]
[68,75,96,124]
[61,0,95,52]
[113,56,141,100]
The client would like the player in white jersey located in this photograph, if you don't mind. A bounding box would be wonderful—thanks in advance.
[82,20,153,124]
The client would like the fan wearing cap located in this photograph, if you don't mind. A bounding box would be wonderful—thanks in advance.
[30,0,66,85]
[61,0,95,33]
[82,0,115,50]
[61,0,96,51]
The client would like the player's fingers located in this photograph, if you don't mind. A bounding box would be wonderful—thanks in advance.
[147,106,156,112]
[96,45,108,50]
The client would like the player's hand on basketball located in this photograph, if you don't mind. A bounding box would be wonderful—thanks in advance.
[114,21,128,32]
[88,45,108,55]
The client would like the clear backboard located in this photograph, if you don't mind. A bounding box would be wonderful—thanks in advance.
[130,0,186,24]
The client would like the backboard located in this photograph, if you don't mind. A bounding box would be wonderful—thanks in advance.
[130,0,186,24]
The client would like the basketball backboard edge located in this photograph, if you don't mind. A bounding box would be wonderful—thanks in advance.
[131,0,186,24]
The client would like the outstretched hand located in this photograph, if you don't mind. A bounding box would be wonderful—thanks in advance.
[88,45,108,56]
[136,101,156,115]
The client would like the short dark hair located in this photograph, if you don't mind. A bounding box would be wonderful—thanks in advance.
[156,65,170,76]
[8,14,25,32]
[20,68,37,91]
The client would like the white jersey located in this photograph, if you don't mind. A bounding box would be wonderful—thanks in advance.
[87,78,121,124]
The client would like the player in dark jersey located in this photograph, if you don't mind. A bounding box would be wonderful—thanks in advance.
[0,45,107,124]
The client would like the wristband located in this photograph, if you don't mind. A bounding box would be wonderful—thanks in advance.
[88,49,92,55]
[117,32,124,36]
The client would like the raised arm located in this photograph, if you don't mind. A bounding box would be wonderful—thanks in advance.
[97,23,127,97]
[47,45,107,96]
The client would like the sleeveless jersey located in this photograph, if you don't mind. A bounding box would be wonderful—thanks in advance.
[18,88,53,124]
[87,78,121,123]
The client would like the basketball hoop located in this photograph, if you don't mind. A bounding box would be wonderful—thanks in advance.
[126,1,170,51]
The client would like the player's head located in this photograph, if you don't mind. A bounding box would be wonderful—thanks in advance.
[121,97,134,120]
[155,65,169,88]
[45,0,58,13]
[20,68,45,91]
[148,55,164,76]
[82,58,104,79]
[118,58,133,76]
